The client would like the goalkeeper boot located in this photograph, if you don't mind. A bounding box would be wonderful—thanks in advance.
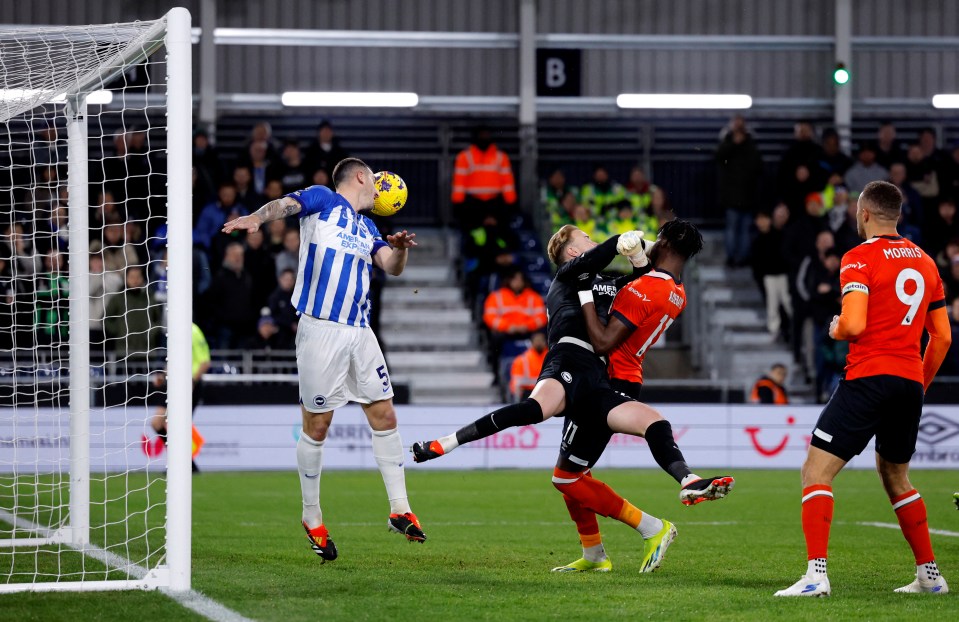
[388,512,427,543]
[411,440,445,463]
[895,572,949,594]
[551,557,613,573]
[302,521,337,562]
[640,519,677,573]
[774,574,831,597]
[680,476,735,506]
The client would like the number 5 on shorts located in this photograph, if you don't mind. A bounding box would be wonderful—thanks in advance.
[376,365,390,391]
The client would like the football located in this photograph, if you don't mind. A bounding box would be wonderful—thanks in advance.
[371,171,408,216]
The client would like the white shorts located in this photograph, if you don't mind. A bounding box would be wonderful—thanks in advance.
[296,314,394,412]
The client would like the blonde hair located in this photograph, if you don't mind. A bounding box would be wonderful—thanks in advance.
[547,224,578,266]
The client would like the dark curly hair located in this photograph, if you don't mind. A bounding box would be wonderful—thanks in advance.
[658,219,704,260]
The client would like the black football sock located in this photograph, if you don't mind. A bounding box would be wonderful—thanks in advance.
[644,420,692,484]
[455,399,544,446]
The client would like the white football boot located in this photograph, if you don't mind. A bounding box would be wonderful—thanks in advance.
[894,573,949,594]
[774,574,831,597]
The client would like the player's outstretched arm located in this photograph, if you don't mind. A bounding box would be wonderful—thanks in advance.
[922,306,952,391]
[374,230,417,276]
[578,291,633,355]
[222,196,302,234]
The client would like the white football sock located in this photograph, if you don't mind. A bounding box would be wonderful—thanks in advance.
[637,511,665,539]
[918,561,941,582]
[372,427,412,514]
[583,543,607,563]
[297,432,324,528]
[807,557,828,577]
[437,433,459,454]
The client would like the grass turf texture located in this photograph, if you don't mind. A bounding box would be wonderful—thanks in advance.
[1,469,957,621]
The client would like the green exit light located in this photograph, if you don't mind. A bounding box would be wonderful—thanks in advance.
[833,63,850,85]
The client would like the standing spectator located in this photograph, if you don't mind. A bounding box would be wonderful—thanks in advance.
[89,249,123,345]
[750,363,789,404]
[205,241,256,349]
[451,125,517,230]
[244,229,277,312]
[274,228,300,279]
[844,144,889,193]
[246,121,281,161]
[193,183,249,256]
[462,214,518,300]
[778,121,824,210]
[34,249,69,348]
[541,169,578,229]
[267,268,299,348]
[717,115,763,266]
[751,207,792,341]
[795,229,836,380]
[104,266,162,358]
[304,120,349,177]
[580,165,627,219]
[100,216,139,275]
[482,267,547,367]
[832,196,862,256]
[508,331,548,402]
[889,163,924,240]
[875,121,904,169]
[278,140,309,193]
[650,185,674,225]
[232,166,263,211]
[265,219,287,255]
[245,140,276,196]
[809,248,843,401]
[818,128,853,181]
[927,200,959,260]
[905,144,940,206]
[192,129,223,195]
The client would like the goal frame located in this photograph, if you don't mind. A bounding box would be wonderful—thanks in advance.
[0,7,193,593]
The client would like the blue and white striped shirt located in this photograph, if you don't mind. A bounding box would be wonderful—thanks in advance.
[287,185,388,327]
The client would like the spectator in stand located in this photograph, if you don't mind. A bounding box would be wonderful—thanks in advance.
[750,363,789,404]
[625,166,654,216]
[778,121,824,210]
[832,194,862,256]
[191,168,213,225]
[104,266,162,358]
[875,121,904,169]
[888,162,924,239]
[844,143,888,193]
[462,213,518,299]
[451,125,517,230]
[905,144,940,209]
[940,298,959,376]
[580,164,626,219]
[244,229,276,312]
[928,201,959,262]
[193,182,249,256]
[91,189,122,232]
[89,246,126,346]
[0,243,13,353]
[940,145,959,202]
[717,115,763,267]
[795,229,836,382]
[918,127,946,170]
[265,219,287,255]
[34,249,69,348]
[274,228,299,279]
[650,184,674,225]
[935,237,959,282]
[818,128,853,181]
[100,215,139,275]
[570,203,600,239]
[311,167,332,190]
[3,223,41,278]
[944,255,959,302]
[246,140,276,196]
[482,266,547,373]
[254,309,291,350]
[192,129,223,197]
[304,120,349,177]
[751,207,793,341]
[247,121,281,161]
[267,267,299,347]
[542,169,578,229]
[278,139,308,193]
[233,166,263,211]
[809,248,843,401]
[205,241,256,349]
[509,331,548,402]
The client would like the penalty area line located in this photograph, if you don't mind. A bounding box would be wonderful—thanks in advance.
[857,521,959,537]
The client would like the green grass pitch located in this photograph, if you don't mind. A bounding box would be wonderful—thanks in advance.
[1,469,957,621]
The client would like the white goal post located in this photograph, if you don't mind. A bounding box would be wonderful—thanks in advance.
[0,8,192,592]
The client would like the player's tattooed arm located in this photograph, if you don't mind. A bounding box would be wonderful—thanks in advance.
[221,197,301,234]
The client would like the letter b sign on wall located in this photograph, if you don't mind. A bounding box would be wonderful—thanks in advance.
[536,49,581,97]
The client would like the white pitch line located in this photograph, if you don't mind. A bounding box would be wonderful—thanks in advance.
[0,510,255,622]
[857,521,959,537]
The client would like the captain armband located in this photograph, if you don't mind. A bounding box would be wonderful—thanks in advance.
[841,282,869,296]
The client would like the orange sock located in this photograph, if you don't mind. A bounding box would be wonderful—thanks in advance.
[552,468,625,518]
[892,489,935,565]
[801,485,833,560]
[562,494,601,547]
[616,501,643,529]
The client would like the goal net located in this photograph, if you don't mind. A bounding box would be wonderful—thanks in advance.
[0,8,193,592]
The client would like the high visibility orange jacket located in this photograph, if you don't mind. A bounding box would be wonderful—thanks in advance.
[483,287,547,333]
[750,376,789,404]
[451,145,517,204]
[510,347,548,396]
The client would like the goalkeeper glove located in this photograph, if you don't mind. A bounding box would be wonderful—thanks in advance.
[616,231,650,268]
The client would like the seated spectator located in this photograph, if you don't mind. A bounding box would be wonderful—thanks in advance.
[750,363,789,404]
[91,189,122,231]
[818,128,853,180]
[304,120,349,177]
[205,241,256,349]
[542,169,578,229]
[750,208,792,341]
[193,182,249,256]
[462,214,518,299]
[266,219,287,255]
[245,140,277,196]
[104,266,162,358]
[509,331,548,402]
[274,228,299,279]
[483,267,547,368]
[570,203,600,239]
[278,140,308,193]
[100,215,139,275]
[905,144,939,202]
[935,237,959,280]
[888,163,923,236]
[625,166,653,214]
[926,199,959,260]
[254,308,293,350]
[244,229,277,311]
[580,164,626,218]
[233,165,263,211]
[875,121,904,169]
[267,268,298,346]
[650,185,674,226]
[844,143,888,193]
